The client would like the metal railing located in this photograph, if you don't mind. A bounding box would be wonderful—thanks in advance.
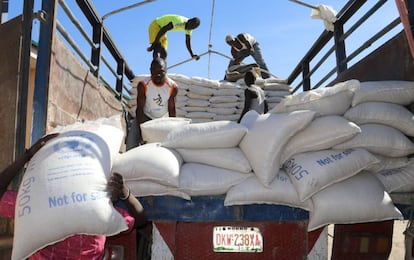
[57,0,139,104]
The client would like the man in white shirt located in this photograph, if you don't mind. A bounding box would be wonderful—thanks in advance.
[126,57,178,150]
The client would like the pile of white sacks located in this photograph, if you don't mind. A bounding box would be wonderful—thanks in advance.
[117,78,414,231]
[129,74,292,122]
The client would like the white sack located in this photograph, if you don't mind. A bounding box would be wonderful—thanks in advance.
[53,116,124,158]
[140,117,192,143]
[269,79,359,116]
[176,147,252,173]
[280,115,361,164]
[224,172,312,211]
[215,88,244,96]
[185,111,215,119]
[112,143,183,187]
[375,159,414,193]
[190,76,220,88]
[207,107,237,115]
[209,95,240,103]
[126,180,190,200]
[168,73,194,85]
[162,120,247,149]
[308,172,403,231]
[333,124,414,157]
[12,126,126,260]
[186,98,210,107]
[188,84,217,96]
[365,154,410,173]
[344,101,414,137]
[284,148,379,202]
[186,92,212,100]
[213,114,240,121]
[179,163,252,196]
[352,80,414,106]
[239,110,316,187]
[182,106,207,112]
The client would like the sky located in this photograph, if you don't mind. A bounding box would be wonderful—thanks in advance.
[6,0,402,89]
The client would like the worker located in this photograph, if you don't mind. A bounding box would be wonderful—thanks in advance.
[225,33,270,79]
[126,57,178,150]
[147,14,201,60]
[238,70,268,123]
[0,133,147,259]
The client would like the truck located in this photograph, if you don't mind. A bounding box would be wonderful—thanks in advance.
[0,0,413,259]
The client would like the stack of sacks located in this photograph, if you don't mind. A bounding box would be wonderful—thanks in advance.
[162,121,253,196]
[113,120,253,199]
[112,116,192,200]
[131,74,292,123]
[121,107,320,211]
[338,80,414,195]
[169,74,244,122]
[210,80,244,122]
[224,110,317,211]
[267,79,409,231]
[112,143,189,200]
[124,77,411,232]
[254,77,292,110]
[178,76,219,122]
[12,116,127,260]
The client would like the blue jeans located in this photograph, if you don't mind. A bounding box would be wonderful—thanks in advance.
[228,42,270,79]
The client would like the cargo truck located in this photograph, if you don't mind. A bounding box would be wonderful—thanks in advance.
[0,0,413,259]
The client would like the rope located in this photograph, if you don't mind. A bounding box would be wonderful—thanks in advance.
[288,0,318,10]
[207,0,216,78]
[102,0,156,20]
[167,51,209,70]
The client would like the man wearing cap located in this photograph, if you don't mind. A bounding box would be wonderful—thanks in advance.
[147,14,201,60]
[225,33,270,78]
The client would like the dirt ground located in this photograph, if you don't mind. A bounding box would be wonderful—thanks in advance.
[327,220,408,259]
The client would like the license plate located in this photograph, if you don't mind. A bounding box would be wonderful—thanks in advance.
[213,226,263,253]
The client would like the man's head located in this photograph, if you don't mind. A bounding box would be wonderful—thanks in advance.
[225,35,235,46]
[150,57,167,85]
[186,17,200,30]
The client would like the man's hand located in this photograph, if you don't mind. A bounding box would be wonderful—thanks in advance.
[147,44,154,52]
[192,54,200,60]
[108,172,129,202]
[26,133,60,159]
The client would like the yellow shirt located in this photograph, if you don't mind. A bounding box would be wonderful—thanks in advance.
[156,14,192,35]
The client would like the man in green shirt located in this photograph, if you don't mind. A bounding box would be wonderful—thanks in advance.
[147,14,200,60]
